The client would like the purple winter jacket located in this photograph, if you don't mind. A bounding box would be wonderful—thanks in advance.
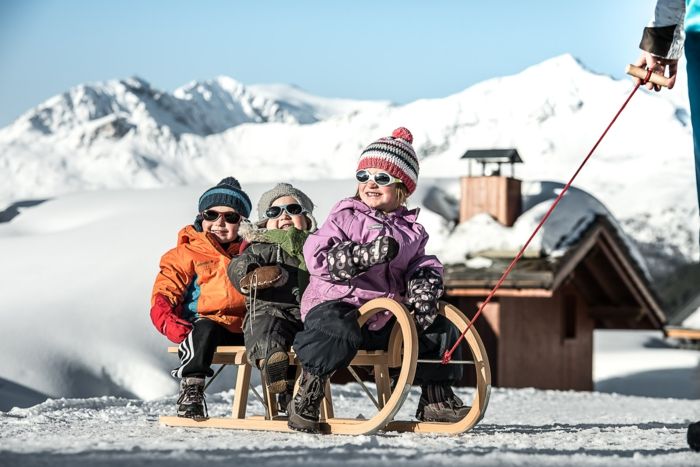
[301,197,443,331]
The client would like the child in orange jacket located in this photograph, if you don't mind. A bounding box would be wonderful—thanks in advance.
[150,177,251,419]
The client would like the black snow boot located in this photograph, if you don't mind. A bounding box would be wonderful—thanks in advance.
[277,381,294,414]
[261,350,290,394]
[177,376,207,420]
[287,370,326,433]
[689,420,700,452]
[416,384,470,423]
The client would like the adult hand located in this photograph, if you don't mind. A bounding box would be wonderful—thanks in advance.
[633,51,678,91]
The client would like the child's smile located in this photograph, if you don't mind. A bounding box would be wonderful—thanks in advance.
[358,170,400,212]
[201,206,241,243]
[265,195,309,231]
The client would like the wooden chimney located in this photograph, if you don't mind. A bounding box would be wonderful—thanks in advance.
[460,149,523,227]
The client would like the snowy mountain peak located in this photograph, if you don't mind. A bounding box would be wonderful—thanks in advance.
[533,53,590,72]
[0,55,695,274]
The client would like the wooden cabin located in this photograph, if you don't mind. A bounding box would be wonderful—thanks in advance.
[444,152,665,391]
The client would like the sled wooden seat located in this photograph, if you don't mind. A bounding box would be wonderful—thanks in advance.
[160,297,418,434]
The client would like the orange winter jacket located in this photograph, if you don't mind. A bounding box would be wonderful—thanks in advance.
[151,225,247,333]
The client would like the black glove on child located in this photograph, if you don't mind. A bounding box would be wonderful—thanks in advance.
[328,236,400,282]
[406,268,444,332]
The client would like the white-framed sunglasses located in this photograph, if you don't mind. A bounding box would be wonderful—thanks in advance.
[355,169,402,186]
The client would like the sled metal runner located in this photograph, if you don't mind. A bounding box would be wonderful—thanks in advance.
[160,298,491,435]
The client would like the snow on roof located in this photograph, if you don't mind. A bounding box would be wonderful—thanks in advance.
[423,179,650,280]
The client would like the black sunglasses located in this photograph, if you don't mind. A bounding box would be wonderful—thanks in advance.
[355,169,402,186]
[265,203,304,219]
[201,210,242,224]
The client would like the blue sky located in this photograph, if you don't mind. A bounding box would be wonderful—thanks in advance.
[0,0,657,127]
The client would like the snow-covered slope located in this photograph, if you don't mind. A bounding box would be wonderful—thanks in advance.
[2,182,699,407]
[0,54,695,269]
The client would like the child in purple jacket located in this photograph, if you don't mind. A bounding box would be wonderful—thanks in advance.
[288,127,468,433]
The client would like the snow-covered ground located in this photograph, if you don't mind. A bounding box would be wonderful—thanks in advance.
[1,386,698,466]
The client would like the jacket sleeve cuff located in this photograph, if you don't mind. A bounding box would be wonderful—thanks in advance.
[640,25,685,59]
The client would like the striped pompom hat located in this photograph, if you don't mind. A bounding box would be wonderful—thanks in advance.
[356,127,419,194]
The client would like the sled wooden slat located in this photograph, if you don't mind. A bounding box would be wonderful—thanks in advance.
[232,362,251,419]
[665,327,700,341]
[166,347,392,366]
[160,415,405,434]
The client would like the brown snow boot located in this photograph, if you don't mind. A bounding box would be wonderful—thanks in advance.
[177,376,207,420]
[261,350,289,394]
[287,370,326,433]
[416,384,470,423]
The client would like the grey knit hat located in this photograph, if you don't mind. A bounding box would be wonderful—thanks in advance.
[256,183,317,231]
[198,177,252,217]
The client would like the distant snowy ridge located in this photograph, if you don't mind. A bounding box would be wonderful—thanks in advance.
[0,54,696,267]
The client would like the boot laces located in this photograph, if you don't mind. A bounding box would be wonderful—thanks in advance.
[445,393,464,411]
[297,375,323,414]
[178,381,208,416]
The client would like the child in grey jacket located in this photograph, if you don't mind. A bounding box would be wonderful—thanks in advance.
[228,183,317,411]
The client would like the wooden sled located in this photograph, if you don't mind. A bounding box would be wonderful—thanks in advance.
[159,298,491,435]
[160,297,418,434]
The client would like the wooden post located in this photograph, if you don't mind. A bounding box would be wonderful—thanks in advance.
[232,364,251,419]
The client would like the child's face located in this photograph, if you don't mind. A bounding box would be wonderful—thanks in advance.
[265,195,308,231]
[201,205,241,243]
[357,168,401,212]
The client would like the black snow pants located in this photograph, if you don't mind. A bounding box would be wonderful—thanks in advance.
[243,304,303,367]
[293,300,464,385]
[171,318,245,379]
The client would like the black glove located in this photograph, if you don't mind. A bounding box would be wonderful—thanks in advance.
[406,268,443,332]
[328,236,399,282]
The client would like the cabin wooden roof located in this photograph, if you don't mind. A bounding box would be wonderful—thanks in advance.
[444,215,666,329]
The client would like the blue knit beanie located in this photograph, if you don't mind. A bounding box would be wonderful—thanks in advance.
[198,177,252,217]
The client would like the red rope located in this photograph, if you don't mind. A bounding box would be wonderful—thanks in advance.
[441,68,653,364]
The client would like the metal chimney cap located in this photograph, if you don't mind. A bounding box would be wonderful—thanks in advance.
[461,148,523,164]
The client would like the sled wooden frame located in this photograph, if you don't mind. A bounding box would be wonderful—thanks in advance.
[383,301,492,434]
[159,299,491,435]
[160,297,418,434]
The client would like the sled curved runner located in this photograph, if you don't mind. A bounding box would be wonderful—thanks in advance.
[159,297,418,434]
[383,301,491,434]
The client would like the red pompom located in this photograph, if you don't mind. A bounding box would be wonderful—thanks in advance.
[392,127,413,144]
